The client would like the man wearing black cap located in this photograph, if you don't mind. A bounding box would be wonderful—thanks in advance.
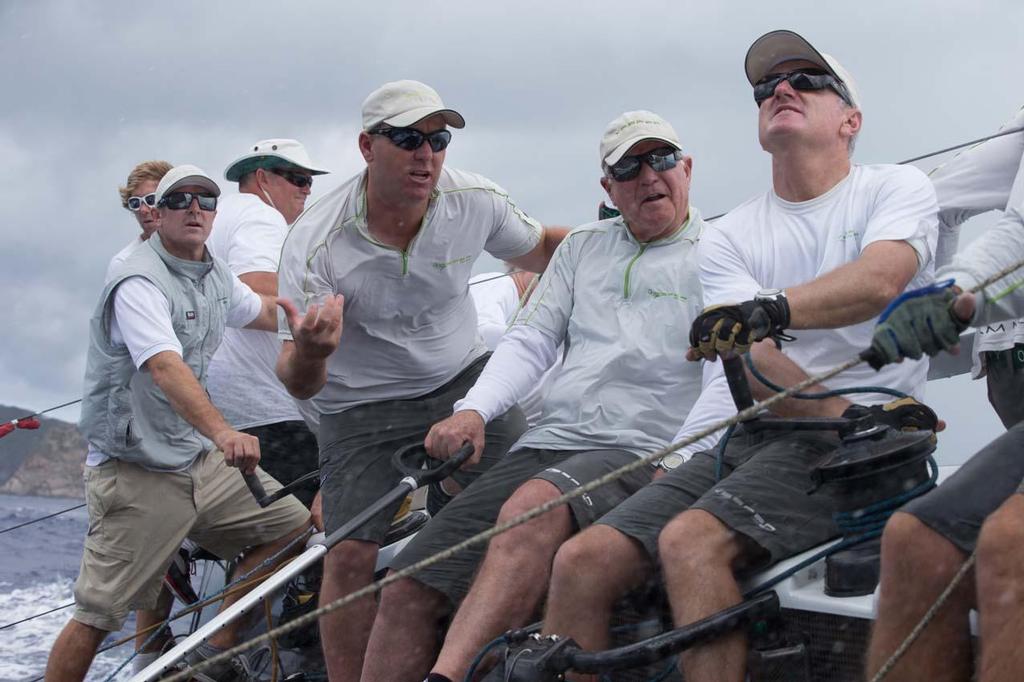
[275,80,566,681]
[537,31,940,682]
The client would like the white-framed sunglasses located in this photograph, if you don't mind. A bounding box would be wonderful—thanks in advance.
[126,193,157,211]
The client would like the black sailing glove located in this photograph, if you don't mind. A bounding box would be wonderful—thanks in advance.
[688,295,791,361]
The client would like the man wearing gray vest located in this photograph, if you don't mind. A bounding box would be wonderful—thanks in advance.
[45,165,311,682]
[276,79,567,681]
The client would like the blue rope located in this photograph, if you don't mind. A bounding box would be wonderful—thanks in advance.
[744,352,909,400]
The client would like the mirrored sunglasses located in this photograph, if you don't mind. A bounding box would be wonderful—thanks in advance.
[159,191,218,211]
[753,68,853,107]
[607,147,682,182]
[126,193,157,211]
[372,126,452,153]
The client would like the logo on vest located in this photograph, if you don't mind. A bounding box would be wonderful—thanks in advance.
[185,311,197,320]
[432,255,472,271]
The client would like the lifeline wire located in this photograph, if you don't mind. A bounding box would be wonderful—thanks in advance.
[0,503,85,535]
[164,255,1024,682]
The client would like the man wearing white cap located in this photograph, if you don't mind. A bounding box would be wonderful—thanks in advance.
[46,165,312,682]
[535,31,940,682]
[275,80,567,681]
[361,110,731,682]
[206,140,330,511]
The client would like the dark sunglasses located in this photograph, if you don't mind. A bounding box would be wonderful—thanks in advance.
[270,168,314,189]
[753,68,853,107]
[371,126,452,153]
[126,193,156,211]
[159,191,218,211]
[606,147,683,182]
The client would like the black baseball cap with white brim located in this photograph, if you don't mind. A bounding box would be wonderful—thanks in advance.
[744,30,861,109]
[361,80,466,131]
[154,164,221,206]
[224,139,331,183]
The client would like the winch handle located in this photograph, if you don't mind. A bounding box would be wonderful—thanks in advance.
[392,441,475,486]
[721,352,755,411]
[242,472,274,508]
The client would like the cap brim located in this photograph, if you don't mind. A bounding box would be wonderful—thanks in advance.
[224,154,331,182]
[383,107,466,130]
[744,30,837,85]
[164,175,221,198]
[604,136,682,166]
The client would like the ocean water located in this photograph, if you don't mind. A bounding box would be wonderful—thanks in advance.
[0,494,135,682]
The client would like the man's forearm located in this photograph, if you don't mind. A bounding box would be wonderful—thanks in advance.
[747,341,851,418]
[785,241,919,329]
[245,294,280,332]
[146,351,233,442]
[276,342,328,400]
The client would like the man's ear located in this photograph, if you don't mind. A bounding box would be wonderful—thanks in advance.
[842,108,863,140]
[358,131,374,163]
[600,175,611,195]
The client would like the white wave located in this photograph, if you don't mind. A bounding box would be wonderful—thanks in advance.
[0,579,134,682]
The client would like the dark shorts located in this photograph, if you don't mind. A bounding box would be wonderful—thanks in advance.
[984,345,1024,429]
[901,421,1024,554]
[317,355,526,542]
[599,427,840,572]
[392,447,654,604]
[243,420,320,508]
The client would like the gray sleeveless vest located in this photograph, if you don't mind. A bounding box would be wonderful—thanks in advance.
[79,234,235,470]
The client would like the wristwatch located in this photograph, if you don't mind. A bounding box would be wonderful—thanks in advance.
[657,452,685,472]
[755,287,786,302]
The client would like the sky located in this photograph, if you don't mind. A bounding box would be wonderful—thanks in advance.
[0,0,1021,463]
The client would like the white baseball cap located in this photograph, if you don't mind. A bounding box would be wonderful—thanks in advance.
[224,139,331,182]
[154,164,220,206]
[600,111,683,166]
[744,30,861,110]
[361,80,466,131]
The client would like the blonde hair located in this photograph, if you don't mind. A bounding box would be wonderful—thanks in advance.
[118,160,173,208]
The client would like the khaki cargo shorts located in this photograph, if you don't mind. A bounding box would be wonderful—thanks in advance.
[73,449,310,632]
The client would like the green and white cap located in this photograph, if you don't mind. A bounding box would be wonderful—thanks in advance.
[361,80,466,131]
[600,111,683,166]
[224,139,331,182]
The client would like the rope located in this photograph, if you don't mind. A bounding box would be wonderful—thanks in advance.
[868,552,977,682]
[165,256,1024,682]
[0,503,86,535]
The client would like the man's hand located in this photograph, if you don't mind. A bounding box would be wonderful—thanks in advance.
[842,397,943,433]
[279,295,344,361]
[863,282,971,369]
[425,410,486,469]
[310,491,324,532]
[688,297,791,361]
[214,429,261,474]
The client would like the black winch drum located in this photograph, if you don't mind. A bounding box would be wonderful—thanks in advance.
[810,427,936,512]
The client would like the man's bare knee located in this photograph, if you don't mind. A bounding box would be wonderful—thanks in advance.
[379,577,451,620]
[658,510,736,572]
[977,495,1024,571]
[497,479,562,521]
[551,526,648,599]
[880,512,964,584]
[323,540,378,579]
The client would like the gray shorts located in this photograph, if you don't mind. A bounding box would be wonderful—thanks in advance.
[984,345,1024,429]
[599,427,840,572]
[392,447,653,604]
[901,421,1024,554]
[242,420,319,508]
[317,355,526,542]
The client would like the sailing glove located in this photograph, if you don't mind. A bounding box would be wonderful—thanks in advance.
[689,296,791,360]
[863,281,969,369]
[842,397,939,433]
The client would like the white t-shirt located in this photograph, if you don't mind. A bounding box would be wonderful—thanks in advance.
[458,212,728,460]
[104,235,146,283]
[278,167,543,414]
[85,274,262,465]
[929,106,1024,375]
[205,193,304,429]
[469,272,555,426]
[699,164,939,404]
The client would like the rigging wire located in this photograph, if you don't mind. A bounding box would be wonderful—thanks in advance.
[0,503,86,535]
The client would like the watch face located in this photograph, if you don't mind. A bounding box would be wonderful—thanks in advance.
[660,452,685,470]
[756,288,783,299]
